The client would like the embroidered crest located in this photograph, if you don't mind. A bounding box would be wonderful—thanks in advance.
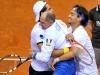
[46,39,52,46]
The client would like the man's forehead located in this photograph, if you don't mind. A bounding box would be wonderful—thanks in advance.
[42,12,48,17]
[45,4,50,8]
[70,7,77,13]
[72,7,77,11]
[40,12,48,20]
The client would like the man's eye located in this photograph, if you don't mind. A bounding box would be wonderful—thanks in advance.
[41,22,45,25]
[48,8,51,10]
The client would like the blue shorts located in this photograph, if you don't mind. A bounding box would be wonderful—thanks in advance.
[53,58,76,75]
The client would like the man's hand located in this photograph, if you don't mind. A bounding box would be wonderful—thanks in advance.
[65,33,74,42]
[50,58,60,70]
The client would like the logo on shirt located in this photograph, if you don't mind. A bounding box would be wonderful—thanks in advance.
[40,34,44,39]
[96,21,100,27]
[46,39,52,46]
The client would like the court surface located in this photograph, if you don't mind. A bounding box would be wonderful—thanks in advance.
[0,0,98,75]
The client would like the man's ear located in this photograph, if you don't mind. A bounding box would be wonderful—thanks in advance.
[78,16,82,22]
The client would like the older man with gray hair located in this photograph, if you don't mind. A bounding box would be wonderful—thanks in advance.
[30,1,76,75]
[29,1,54,75]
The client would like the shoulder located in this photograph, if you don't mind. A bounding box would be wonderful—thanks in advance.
[56,19,67,26]
[31,22,43,36]
[32,22,41,30]
[56,19,64,23]
[73,26,89,45]
[73,26,87,40]
[55,19,70,34]
[31,22,42,33]
[55,19,68,29]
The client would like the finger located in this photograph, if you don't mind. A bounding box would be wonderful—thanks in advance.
[51,63,55,70]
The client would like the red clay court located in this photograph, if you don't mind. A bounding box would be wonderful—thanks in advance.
[0,0,97,75]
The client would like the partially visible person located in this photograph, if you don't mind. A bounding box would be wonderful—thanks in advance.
[33,0,53,22]
[30,1,76,75]
[89,0,100,74]
[51,5,98,75]
[29,1,54,75]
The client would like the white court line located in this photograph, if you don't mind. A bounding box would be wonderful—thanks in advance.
[0,57,31,61]
[0,72,7,74]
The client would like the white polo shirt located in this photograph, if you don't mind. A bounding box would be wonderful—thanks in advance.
[31,20,71,71]
[73,26,98,75]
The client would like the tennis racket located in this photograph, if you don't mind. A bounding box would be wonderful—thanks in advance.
[0,54,32,75]
[71,40,93,65]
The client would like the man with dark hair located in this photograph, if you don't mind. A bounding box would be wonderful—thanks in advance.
[89,0,100,74]
[51,5,98,75]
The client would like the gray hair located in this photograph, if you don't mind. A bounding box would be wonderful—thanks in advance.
[45,12,56,24]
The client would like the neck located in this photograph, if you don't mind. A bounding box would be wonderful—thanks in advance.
[71,22,80,32]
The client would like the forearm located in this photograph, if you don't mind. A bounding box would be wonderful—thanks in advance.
[35,51,52,62]
[51,48,75,70]
[57,47,80,61]
[58,50,75,61]
[35,43,49,62]
[51,47,70,58]
[51,49,64,58]
[35,43,54,62]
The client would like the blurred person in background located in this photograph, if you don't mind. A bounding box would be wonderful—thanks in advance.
[89,0,100,74]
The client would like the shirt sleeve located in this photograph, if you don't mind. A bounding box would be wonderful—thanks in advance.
[30,26,44,51]
[35,38,55,62]
[31,29,43,44]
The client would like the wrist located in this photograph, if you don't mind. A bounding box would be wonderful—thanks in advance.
[54,58,60,63]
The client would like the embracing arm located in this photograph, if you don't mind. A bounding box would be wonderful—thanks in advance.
[51,49,64,58]
[35,38,55,62]
[50,46,81,70]
[37,42,64,58]
[52,33,74,58]
[58,46,80,61]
